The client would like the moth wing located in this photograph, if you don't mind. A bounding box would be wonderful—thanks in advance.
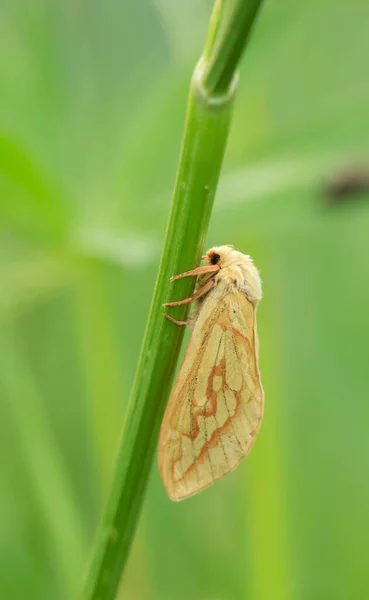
[159,289,264,501]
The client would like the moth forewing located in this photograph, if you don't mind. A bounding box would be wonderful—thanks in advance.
[159,245,263,501]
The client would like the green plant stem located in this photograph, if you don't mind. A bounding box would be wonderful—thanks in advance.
[203,0,227,61]
[82,2,264,599]
[204,0,265,95]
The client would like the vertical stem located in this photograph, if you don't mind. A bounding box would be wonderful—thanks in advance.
[82,72,236,600]
[204,0,264,95]
[82,2,264,598]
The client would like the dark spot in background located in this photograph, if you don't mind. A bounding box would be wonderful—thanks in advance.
[323,166,369,206]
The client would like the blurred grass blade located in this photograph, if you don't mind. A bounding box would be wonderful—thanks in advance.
[82,2,264,599]
[0,132,68,238]
[0,324,87,598]
[75,264,127,493]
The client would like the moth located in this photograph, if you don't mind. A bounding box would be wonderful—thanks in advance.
[159,245,264,501]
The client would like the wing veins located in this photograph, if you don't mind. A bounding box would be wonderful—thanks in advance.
[221,344,244,452]
[208,332,229,471]
[169,301,223,488]
[230,296,258,432]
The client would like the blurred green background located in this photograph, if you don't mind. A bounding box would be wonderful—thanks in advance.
[1,1,369,599]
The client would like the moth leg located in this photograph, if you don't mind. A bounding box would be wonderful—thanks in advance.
[170,264,219,282]
[163,278,215,307]
[163,313,193,327]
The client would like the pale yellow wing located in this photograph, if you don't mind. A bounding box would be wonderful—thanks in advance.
[158,289,264,501]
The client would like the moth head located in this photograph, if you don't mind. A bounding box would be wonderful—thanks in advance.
[203,245,262,303]
[203,245,234,267]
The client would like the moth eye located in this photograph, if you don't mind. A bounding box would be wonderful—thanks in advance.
[210,253,220,265]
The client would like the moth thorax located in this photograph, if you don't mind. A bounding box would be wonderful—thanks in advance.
[240,268,262,304]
